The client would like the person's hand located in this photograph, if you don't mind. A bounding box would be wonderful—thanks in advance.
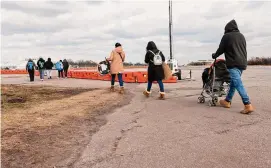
[212,53,216,59]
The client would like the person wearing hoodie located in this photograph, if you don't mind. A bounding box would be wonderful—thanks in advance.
[26,59,37,82]
[212,19,254,114]
[62,59,69,78]
[45,58,54,79]
[143,41,166,100]
[106,43,126,94]
[37,57,45,81]
[56,60,64,78]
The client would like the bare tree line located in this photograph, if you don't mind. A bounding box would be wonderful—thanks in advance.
[188,57,271,66]
[67,59,147,67]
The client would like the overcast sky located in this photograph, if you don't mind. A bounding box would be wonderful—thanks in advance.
[1,0,271,66]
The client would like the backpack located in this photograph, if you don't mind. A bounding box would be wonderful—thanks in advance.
[27,62,34,70]
[55,62,62,70]
[149,50,162,65]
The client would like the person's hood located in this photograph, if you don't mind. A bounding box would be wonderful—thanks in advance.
[28,59,33,62]
[47,58,52,62]
[115,46,123,53]
[63,59,67,62]
[146,41,158,51]
[224,19,239,34]
[38,57,45,62]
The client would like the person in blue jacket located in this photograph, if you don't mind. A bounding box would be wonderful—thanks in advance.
[56,60,64,79]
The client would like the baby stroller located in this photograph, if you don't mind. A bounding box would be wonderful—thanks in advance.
[97,58,110,75]
[198,59,231,106]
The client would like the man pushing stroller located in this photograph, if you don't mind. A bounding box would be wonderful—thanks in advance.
[212,19,254,114]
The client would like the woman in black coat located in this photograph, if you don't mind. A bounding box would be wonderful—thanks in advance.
[143,41,166,99]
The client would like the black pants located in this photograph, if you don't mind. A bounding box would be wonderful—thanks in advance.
[28,69,35,82]
[64,69,68,77]
[58,70,64,78]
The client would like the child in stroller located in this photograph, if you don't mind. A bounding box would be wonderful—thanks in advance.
[198,59,231,106]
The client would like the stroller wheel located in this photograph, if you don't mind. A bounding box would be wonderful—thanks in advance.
[211,97,218,106]
[208,100,213,107]
[198,97,205,104]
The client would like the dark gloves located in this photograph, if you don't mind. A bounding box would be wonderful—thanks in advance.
[212,53,216,59]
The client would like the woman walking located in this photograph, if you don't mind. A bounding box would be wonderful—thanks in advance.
[107,42,126,94]
[143,41,166,100]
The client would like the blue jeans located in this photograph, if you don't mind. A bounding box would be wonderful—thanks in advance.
[111,73,124,87]
[147,80,164,92]
[39,69,44,79]
[226,68,250,105]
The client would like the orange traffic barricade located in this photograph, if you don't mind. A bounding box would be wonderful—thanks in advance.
[133,71,148,83]
[102,74,111,81]
[163,76,177,83]
[91,72,99,80]
[67,71,72,78]
[123,72,136,83]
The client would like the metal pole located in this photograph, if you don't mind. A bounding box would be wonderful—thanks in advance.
[169,0,173,60]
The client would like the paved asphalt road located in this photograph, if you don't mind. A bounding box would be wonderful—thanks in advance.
[2,67,271,168]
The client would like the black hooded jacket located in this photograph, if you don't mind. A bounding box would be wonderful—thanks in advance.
[62,59,69,70]
[37,58,45,70]
[145,41,165,82]
[45,58,54,69]
[213,20,247,70]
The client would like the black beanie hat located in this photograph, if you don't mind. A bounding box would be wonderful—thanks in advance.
[115,42,121,48]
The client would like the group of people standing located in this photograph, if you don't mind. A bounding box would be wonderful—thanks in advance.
[26,58,69,82]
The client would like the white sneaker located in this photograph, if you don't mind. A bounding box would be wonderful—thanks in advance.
[41,79,44,81]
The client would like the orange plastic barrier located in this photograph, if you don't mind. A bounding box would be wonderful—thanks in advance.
[133,71,148,83]
[90,72,99,80]
[36,70,177,83]
[97,74,104,80]
[67,71,72,78]
[123,72,136,83]
[1,70,28,74]
[163,76,177,83]
[102,74,111,81]
[83,72,92,79]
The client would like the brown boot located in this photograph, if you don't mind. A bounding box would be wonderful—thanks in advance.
[110,86,115,92]
[143,90,150,97]
[119,87,124,94]
[219,99,231,108]
[159,92,165,100]
[240,104,254,114]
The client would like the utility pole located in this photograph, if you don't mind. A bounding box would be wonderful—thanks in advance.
[169,0,173,60]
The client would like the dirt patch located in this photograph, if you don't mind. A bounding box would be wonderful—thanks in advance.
[1,85,132,168]
[1,84,91,111]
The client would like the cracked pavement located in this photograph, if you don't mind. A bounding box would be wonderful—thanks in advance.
[2,67,271,168]
[72,67,271,168]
